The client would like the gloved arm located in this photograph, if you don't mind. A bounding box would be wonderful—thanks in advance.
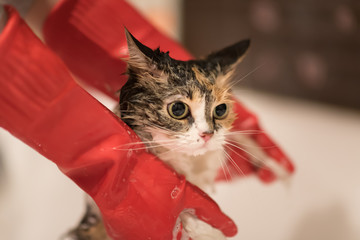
[43,0,294,183]
[0,6,236,239]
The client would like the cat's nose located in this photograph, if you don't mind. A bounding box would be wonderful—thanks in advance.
[200,131,214,143]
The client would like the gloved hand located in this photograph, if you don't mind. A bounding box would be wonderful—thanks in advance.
[0,6,236,239]
[43,0,294,183]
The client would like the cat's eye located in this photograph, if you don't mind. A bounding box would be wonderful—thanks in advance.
[168,102,189,119]
[214,104,228,119]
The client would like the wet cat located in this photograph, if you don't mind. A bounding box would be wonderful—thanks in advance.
[63,30,250,240]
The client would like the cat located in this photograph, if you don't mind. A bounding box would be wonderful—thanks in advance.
[62,29,250,240]
[118,30,250,192]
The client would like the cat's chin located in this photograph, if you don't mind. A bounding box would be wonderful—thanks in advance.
[186,148,208,157]
[180,143,223,157]
[158,143,221,158]
[159,145,214,157]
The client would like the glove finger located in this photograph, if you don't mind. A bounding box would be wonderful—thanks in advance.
[257,167,276,183]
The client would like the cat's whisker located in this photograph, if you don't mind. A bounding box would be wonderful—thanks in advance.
[225,138,276,150]
[112,142,180,151]
[141,143,181,151]
[156,144,186,159]
[111,146,149,151]
[224,144,265,169]
[109,138,179,149]
[223,130,265,135]
[218,154,230,182]
[224,151,245,176]
[99,142,143,151]
[224,140,266,166]
[140,139,180,145]
[144,142,187,152]
[226,63,266,90]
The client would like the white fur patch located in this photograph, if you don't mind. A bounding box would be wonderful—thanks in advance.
[192,100,210,134]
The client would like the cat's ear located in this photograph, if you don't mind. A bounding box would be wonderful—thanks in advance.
[125,28,158,72]
[206,39,250,74]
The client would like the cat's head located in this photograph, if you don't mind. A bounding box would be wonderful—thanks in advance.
[119,30,250,156]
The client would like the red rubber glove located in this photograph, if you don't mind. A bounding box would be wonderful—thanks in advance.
[0,6,236,239]
[43,0,294,183]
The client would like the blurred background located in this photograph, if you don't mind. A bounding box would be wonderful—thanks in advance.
[0,0,360,239]
[182,0,360,110]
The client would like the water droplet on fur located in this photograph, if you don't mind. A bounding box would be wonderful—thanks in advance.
[171,186,181,199]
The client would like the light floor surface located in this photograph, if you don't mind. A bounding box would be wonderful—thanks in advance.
[0,88,359,240]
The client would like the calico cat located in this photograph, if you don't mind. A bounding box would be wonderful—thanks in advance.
[63,30,250,240]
